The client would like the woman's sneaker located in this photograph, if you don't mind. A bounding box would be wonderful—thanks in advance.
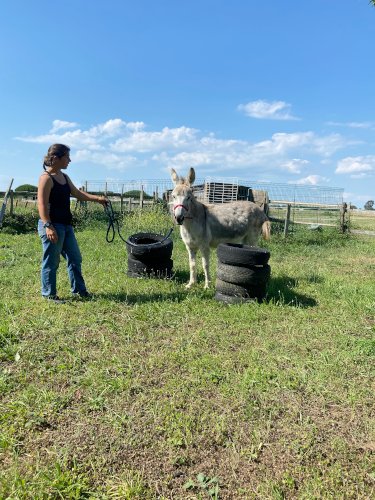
[72,291,93,299]
[43,295,66,304]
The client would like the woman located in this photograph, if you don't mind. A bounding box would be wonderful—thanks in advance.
[37,144,107,303]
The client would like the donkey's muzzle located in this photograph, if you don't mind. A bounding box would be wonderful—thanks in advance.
[175,215,184,225]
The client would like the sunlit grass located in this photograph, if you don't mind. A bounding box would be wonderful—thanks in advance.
[0,209,374,498]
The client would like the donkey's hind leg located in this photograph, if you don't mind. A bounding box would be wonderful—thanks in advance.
[201,246,210,289]
[185,246,197,289]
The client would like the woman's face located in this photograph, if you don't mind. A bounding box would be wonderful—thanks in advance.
[53,153,71,169]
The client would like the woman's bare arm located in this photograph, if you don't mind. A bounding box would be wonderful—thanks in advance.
[37,174,58,242]
[66,176,107,205]
[37,174,53,223]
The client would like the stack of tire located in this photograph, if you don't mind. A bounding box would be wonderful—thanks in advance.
[215,243,271,304]
[126,232,173,279]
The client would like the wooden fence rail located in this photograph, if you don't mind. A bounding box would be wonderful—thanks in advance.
[268,201,349,237]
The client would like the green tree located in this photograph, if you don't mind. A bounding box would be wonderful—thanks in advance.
[15,184,37,192]
[123,190,153,200]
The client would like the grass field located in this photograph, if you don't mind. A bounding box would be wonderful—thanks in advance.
[0,207,374,499]
[350,211,375,232]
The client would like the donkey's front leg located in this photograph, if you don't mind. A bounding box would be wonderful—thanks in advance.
[185,246,197,289]
[201,247,210,289]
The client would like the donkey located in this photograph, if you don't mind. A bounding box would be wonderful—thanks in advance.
[170,167,271,289]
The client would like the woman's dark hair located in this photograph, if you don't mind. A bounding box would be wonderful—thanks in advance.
[43,144,70,170]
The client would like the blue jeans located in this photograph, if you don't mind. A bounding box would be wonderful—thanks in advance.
[38,220,87,297]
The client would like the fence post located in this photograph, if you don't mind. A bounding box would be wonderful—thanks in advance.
[284,204,291,238]
[340,202,348,233]
[120,184,124,213]
[347,202,351,229]
[0,178,14,227]
[140,185,144,209]
[10,190,14,215]
[80,185,87,209]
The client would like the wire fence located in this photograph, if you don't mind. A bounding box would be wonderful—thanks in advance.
[5,177,370,234]
[82,178,346,229]
[83,178,344,205]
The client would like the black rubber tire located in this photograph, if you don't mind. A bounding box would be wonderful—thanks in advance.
[216,278,268,300]
[215,289,266,304]
[217,243,270,267]
[215,278,251,298]
[126,232,173,263]
[127,258,148,273]
[127,266,173,279]
[127,270,147,279]
[127,257,173,279]
[127,258,173,274]
[217,262,271,286]
[214,292,253,304]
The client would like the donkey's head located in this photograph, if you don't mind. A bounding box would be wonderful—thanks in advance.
[170,167,196,225]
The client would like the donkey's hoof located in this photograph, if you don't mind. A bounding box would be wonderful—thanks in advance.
[204,283,210,290]
[185,282,195,289]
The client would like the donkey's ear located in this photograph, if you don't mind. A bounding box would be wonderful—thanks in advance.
[170,168,179,185]
[187,167,195,186]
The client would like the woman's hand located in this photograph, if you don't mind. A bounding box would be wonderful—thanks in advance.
[46,226,58,243]
[97,196,108,206]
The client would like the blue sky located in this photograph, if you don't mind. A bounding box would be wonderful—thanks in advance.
[0,0,374,207]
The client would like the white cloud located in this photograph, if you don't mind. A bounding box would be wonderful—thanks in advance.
[15,118,350,177]
[253,132,313,156]
[292,175,329,185]
[50,120,79,133]
[17,119,132,150]
[313,133,350,156]
[280,158,310,173]
[335,156,375,175]
[238,100,298,120]
[111,126,198,153]
[74,149,139,170]
[326,121,374,129]
[153,131,344,175]
[88,118,129,137]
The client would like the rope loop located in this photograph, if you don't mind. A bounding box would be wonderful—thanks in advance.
[103,200,173,245]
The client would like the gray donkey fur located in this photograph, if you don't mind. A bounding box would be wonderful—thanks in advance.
[170,167,271,288]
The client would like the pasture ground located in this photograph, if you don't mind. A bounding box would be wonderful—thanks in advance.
[0,207,374,499]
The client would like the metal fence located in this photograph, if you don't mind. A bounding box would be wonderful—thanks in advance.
[2,177,350,233]
[83,178,345,229]
[83,178,344,205]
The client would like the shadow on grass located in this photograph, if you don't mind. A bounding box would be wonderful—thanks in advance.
[170,269,191,284]
[105,291,191,304]
[96,270,213,305]
[266,276,317,308]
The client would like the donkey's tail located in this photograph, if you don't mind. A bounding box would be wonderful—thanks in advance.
[262,220,271,240]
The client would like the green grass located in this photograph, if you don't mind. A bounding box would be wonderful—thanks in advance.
[0,208,374,499]
[350,211,375,231]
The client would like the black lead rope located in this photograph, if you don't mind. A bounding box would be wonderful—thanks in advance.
[103,199,174,245]
[103,200,127,243]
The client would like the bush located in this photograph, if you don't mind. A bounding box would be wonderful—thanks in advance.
[1,212,39,234]
[1,204,172,235]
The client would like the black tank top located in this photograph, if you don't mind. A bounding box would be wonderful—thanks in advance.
[48,174,72,225]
